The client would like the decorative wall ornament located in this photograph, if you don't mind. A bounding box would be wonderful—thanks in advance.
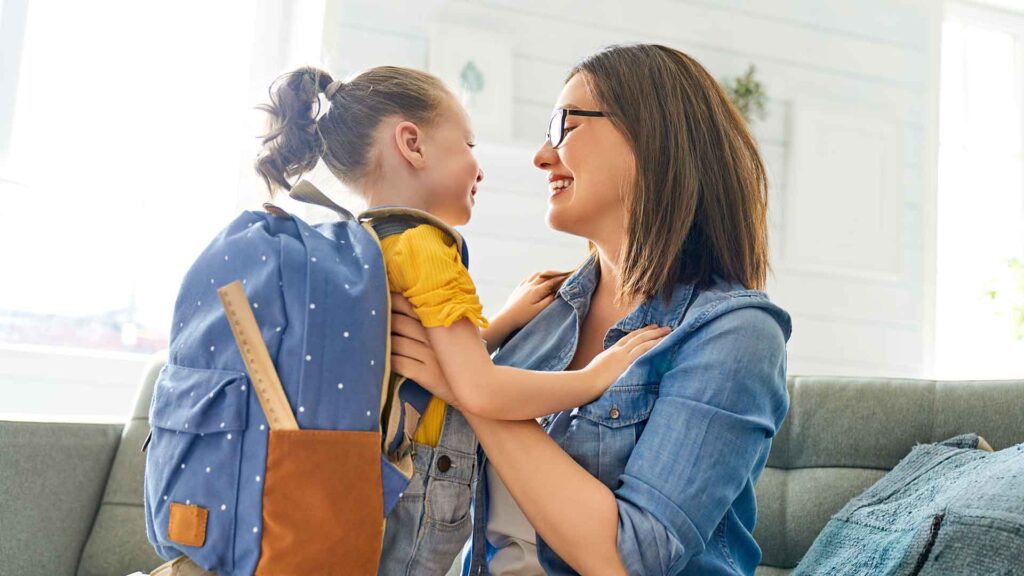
[720,64,768,123]
[429,25,513,142]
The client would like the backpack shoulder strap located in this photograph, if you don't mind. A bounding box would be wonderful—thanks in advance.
[287,179,356,221]
[358,206,465,258]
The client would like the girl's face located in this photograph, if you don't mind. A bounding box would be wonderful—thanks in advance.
[533,74,635,244]
[420,97,483,226]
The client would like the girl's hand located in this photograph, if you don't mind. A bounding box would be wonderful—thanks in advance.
[389,292,461,408]
[494,270,572,331]
[583,325,671,396]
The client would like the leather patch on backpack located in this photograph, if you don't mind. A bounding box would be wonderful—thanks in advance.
[168,502,208,547]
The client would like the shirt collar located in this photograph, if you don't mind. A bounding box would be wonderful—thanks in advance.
[557,252,696,347]
[604,280,695,349]
[557,252,600,318]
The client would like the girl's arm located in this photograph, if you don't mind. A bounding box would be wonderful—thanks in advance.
[425,319,668,420]
[480,270,571,354]
[383,230,662,419]
[390,293,667,420]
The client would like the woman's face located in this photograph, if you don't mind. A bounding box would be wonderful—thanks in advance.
[533,73,635,244]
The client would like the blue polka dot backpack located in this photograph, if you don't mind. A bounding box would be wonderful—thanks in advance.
[142,181,464,575]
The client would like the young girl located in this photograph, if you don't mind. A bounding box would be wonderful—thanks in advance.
[254,65,669,449]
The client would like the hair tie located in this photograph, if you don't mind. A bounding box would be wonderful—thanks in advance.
[324,79,344,100]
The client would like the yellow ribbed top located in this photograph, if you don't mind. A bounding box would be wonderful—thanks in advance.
[379,223,489,446]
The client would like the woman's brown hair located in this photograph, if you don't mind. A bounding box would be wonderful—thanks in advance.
[571,44,770,297]
[255,65,450,194]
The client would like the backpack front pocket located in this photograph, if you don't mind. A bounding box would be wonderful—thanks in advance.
[145,363,249,573]
[254,428,384,576]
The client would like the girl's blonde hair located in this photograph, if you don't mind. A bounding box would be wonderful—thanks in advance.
[255,65,451,194]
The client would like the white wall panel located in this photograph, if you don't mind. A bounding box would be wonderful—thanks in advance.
[322,0,940,378]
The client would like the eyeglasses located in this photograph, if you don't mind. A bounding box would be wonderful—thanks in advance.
[546,108,607,149]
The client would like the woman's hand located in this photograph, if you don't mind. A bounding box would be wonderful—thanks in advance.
[389,292,461,408]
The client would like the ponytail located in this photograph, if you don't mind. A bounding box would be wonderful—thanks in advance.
[255,66,333,195]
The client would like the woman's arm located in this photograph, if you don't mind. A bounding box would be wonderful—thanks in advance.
[463,412,630,575]
[391,295,790,575]
[389,295,629,572]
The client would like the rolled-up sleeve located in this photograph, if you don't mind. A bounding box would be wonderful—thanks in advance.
[613,305,790,575]
[379,224,489,329]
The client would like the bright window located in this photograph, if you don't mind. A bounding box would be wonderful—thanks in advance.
[0,0,259,417]
[936,2,1024,379]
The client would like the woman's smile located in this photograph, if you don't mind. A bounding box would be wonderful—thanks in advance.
[548,175,574,199]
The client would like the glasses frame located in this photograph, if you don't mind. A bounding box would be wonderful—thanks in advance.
[546,108,607,149]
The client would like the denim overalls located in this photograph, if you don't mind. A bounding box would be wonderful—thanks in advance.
[379,404,478,575]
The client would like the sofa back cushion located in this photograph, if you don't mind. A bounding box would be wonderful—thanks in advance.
[76,355,167,576]
[72,362,1024,575]
[0,419,122,576]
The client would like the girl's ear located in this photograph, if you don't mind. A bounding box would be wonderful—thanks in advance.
[394,121,427,169]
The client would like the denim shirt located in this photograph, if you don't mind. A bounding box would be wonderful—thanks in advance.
[464,253,792,575]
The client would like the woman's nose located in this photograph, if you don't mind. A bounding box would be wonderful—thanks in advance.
[533,140,557,170]
[476,167,484,183]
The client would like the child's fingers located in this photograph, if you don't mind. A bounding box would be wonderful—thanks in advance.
[391,314,429,345]
[531,292,558,309]
[529,274,568,299]
[621,331,668,353]
[529,277,565,302]
[540,273,569,288]
[615,325,670,347]
[391,334,432,362]
[533,275,570,289]
[524,270,569,288]
[391,355,424,380]
[536,269,572,279]
[628,338,666,361]
[390,292,418,317]
[522,271,546,285]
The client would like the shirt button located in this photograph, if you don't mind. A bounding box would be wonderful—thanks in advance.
[436,454,452,473]
[609,405,620,420]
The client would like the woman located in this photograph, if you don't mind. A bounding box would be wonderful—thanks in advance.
[390,44,792,576]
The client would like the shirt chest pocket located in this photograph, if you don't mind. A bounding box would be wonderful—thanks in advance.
[571,384,658,489]
[576,383,658,428]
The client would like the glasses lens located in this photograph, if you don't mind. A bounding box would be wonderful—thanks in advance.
[548,110,563,148]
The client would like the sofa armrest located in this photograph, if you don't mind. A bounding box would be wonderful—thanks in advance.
[0,420,122,576]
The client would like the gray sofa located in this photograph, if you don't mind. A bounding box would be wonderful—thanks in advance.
[2,354,1023,575]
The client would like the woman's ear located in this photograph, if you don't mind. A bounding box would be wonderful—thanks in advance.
[394,120,427,170]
